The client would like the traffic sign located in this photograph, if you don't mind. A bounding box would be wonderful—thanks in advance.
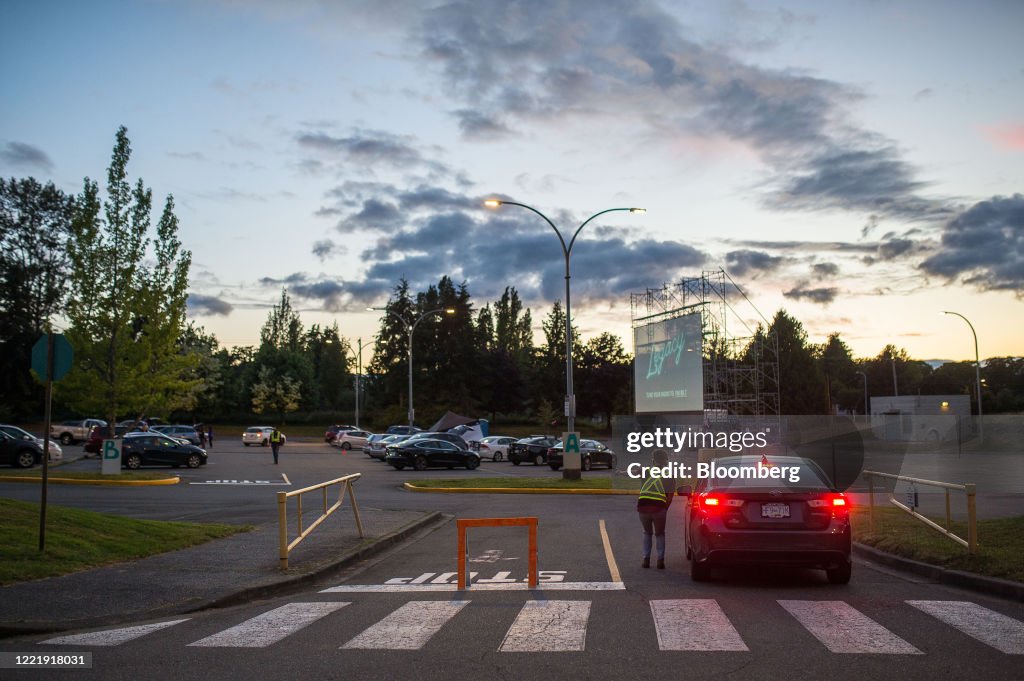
[31,333,73,382]
[101,439,122,475]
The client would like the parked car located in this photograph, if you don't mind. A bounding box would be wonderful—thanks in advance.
[476,436,517,461]
[242,426,285,447]
[50,419,107,445]
[120,434,207,469]
[324,424,358,443]
[0,425,62,460]
[0,430,43,468]
[84,425,131,454]
[365,434,405,460]
[152,425,202,446]
[333,429,372,450]
[546,439,618,471]
[399,432,470,450]
[682,455,852,584]
[508,435,559,466]
[384,425,422,436]
[385,438,481,471]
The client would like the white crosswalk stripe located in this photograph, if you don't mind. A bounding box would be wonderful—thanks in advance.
[341,600,469,650]
[907,600,1024,654]
[41,619,190,647]
[189,602,349,648]
[779,600,922,654]
[500,600,591,652]
[650,600,748,651]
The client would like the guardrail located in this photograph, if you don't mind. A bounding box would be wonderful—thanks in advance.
[861,469,977,554]
[277,473,364,570]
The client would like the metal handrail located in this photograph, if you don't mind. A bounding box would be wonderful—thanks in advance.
[277,473,364,570]
[862,469,977,553]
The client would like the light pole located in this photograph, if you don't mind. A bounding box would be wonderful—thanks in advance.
[485,199,645,478]
[349,337,378,429]
[856,370,868,416]
[943,311,983,442]
[890,357,899,397]
[368,307,455,428]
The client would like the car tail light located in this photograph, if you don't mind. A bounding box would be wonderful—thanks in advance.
[808,493,849,516]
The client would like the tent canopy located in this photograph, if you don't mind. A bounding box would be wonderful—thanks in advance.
[429,411,475,432]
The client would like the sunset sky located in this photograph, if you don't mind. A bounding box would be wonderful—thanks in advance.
[2,0,1021,362]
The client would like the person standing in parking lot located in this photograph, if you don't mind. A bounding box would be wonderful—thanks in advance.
[207,426,214,448]
[270,427,284,464]
[637,449,673,569]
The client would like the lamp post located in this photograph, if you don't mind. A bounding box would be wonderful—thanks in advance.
[349,337,378,429]
[485,199,645,478]
[856,371,868,416]
[368,307,455,428]
[890,357,899,397]
[943,311,983,443]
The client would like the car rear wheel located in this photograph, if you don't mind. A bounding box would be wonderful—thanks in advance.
[465,456,480,470]
[826,562,852,584]
[493,451,503,462]
[342,442,351,450]
[243,443,250,447]
[582,456,592,471]
[690,558,711,582]
[391,463,405,470]
[125,453,142,470]
[511,457,521,466]
[16,450,37,468]
[608,454,617,469]
[534,453,544,466]
[549,463,560,471]
[59,433,73,446]
[413,455,428,471]
[186,454,202,468]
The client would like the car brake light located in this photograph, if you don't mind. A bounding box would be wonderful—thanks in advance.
[704,496,720,506]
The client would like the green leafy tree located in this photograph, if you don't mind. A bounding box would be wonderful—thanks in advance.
[577,332,632,427]
[59,127,197,431]
[251,289,314,419]
[533,301,579,413]
[251,366,301,423]
[764,309,826,414]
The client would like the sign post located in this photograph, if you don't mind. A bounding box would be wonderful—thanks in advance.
[562,431,581,481]
[102,439,123,475]
[31,332,73,552]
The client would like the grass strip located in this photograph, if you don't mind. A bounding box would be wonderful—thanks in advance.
[0,470,175,481]
[851,507,1024,583]
[0,498,250,585]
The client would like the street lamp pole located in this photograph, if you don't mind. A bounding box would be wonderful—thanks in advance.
[350,337,377,429]
[856,371,868,416]
[369,307,454,428]
[943,311,983,443]
[485,199,645,478]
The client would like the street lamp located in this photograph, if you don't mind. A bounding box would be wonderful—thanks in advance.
[349,337,378,429]
[856,370,868,416]
[942,311,983,442]
[485,198,646,479]
[368,306,455,427]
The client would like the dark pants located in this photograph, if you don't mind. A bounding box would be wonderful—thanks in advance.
[271,443,280,464]
[639,508,667,560]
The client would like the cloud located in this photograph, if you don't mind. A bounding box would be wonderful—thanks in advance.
[312,239,346,260]
[338,197,405,233]
[783,285,838,304]
[812,262,839,278]
[724,249,784,276]
[919,193,1024,295]
[296,128,450,176]
[187,293,234,316]
[1,141,54,171]
[453,109,514,139]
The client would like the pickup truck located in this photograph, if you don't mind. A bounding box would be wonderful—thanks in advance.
[50,419,107,445]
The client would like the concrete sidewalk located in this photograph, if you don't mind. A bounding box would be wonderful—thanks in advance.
[0,507,446,636]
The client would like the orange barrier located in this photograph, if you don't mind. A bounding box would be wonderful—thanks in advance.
[457,517,538,589]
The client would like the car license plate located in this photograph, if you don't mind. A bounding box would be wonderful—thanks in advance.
[761,503,790,518]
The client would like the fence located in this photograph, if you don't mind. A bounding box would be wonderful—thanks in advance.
[277,473,364,570]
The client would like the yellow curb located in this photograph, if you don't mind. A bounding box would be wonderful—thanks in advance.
[0,475,180,486]
[403,482,638,495]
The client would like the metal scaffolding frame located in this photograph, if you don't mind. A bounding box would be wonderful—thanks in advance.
[630,270,780,421]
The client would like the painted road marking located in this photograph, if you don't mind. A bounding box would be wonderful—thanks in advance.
[500,601,591,652]
[190,479,291,485]
[189,602,349,648]
[598,519,621,583]
[779,600,921,654]
[650,600,748,651]
[907,601,1024,654]
[342,600,468,650]
[320,581,625,593]
[380,570,566,586]
[41,619,190,647]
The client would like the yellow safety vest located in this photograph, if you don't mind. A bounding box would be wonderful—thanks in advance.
[638,475,666,503]
[271,431,282,443]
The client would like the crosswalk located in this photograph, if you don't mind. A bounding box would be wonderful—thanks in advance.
[39,599,1023,655]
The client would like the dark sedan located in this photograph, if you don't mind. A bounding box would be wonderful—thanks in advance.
[681,455,852,584]
[546,439,617,471]
[385,439,481,471]
[0,431,42,468]
[121,434,208,469]
[508,435,559,466]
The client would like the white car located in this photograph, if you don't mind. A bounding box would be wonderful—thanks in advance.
[242,426,286,447]
[332,429,372,450]
[476,436,518,462]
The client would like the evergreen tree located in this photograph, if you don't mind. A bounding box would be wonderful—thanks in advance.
[251,289,315,420]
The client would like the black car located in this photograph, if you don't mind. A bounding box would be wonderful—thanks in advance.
[0,431,42,468]
[399,432,470,450]
[385,439,481,471]
[681,455,852,584]
[546,439,617,471]
[121,434,208,469]
[152,425,202,446]
[509,436,559,466]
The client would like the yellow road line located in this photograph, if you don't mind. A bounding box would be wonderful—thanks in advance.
[599,519,622,583]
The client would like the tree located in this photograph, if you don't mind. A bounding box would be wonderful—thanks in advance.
[251,366,301,423]
[577,332,632,426]
[58,127,197,431]
[251,289,315,418]
[0,177,74,419]
[818,333,857,413]
[764,309,826,414]
[533,301,579,413]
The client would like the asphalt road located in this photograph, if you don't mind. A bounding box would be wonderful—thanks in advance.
[1,440,1022,680]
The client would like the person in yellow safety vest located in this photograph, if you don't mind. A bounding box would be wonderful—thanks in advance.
[270,428,284,464]
[637,449,673,569]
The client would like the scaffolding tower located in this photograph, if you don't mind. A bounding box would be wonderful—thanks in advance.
[630,270,781,420]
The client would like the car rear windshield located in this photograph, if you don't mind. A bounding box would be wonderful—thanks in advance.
[245,427,264,433]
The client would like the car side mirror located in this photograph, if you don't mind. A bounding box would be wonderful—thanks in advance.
[676,484,692,497]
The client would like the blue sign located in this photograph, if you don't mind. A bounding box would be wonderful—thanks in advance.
[31,334,73,382]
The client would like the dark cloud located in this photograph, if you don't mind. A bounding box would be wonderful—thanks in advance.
[783,285,838,304]
[187,293,234,316]
[724,249,784,276]
[338,198,405,233]
[1,141,53,171]
[812,262,839,278]
[876,237,919,260]
[312,239,346,260]
[296,128,449,175]
[453,109,514,140]
[728,239,877,254]
[919,193,1024,295]
[259,273,308,287]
